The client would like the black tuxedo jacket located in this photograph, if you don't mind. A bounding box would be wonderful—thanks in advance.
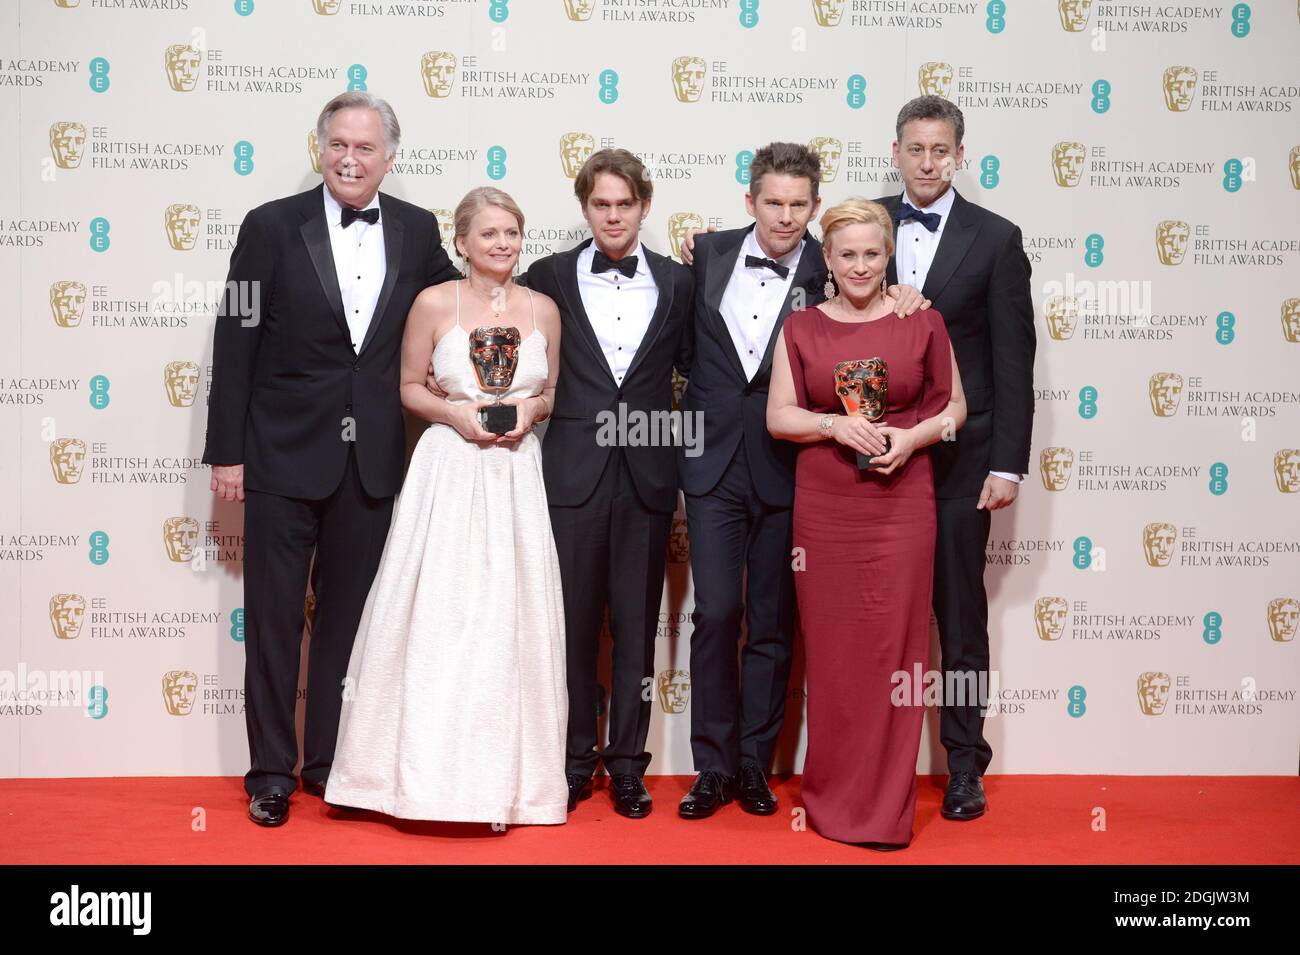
[879,190,1035,499]
[524,239,694,514]
[202,185,459,500]
[677,225,828,508]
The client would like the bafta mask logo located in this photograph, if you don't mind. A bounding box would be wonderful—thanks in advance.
[164,203,201,251]
[1290,146,1300,190]
[1034,596,1068,641]
[1148,372,1183,417]
[835,358,888,420]
[429,208,455,250]
[1283,298,1300,343]
[163,516,201,563]
[1275,449,1300,493]
[1155,219,1190,266]
[671,367,688,411]
[918,62,954,99]
[1162,66,1198,112]
[1142,522,1177,568]
[1045,295,1080,341]
[667,517,690,563]
[49,438,87,485]
[304,592,317,637]
[657,669,691,714]
[50,594,86,640]
[671,56,707,104]
[307,129,321,174]
[667,212,704,261]
[1039,447,1075,491]
[53,0,80,7]
[1136,671,1172,716]
[1051,141,1086,188]
[50,280,88,328]
[563,0,595,20]
[312,0,342,14]
[49,121,87,169]
[164,43,203,92]
[559,132,596,179]
[810,0,846,27]
[807,136,843,183]
[162,670,198,716]
[420,51,458,99]
[1267,597,1299,642]
[1057,0,1092,30]
[164,360,202,408]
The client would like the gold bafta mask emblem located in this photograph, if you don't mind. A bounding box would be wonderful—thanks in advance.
[1290,146,1300,190]
[1155,220,1190,266]
[918,62,954,99]
[671,368,688,410]
[1034,596,1068,641]
[49,121,87,169]
[810,0,846,27]
[1275,449,1300,493]
[807,137,843,183]
[307,129,321,174]
[50,280,88,328]
[165,203,201,251]
[667,518,690,563]
[421,51,458,99]
[1039,447,1075,491]
[164,361,202,408]
[162,670,198,716]
[671,56,707,104]
[164,43,203,92]
[1142,522,1177,568]
[163,517,201,563]
[50,594,86,640]
[312,0,342,14]
[50,438,87,485]
[304,592,317,637]
[1267,598,1299,642]
[1162,66,1197,112]
[559,132,596,179]
[667,212,704,261]
[1057,0,1092,30]
[1283,299,1300,343]
[429,209,455,250]
[53,0,81,7]
[1148,372,1183,417]
[563,0,595,20]
[657,669,691,714]
[1137,671,1172,716]
[1045,295,1080,341]
[1051,141,1086,188]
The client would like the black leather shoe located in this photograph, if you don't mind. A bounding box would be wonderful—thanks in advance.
[857,840,909,851]
[941,771,986,821]
[302,778,327,798]
[678,770,735,819]
[566,773,593,812]
[609,773,652,818]
[249,790,290,827]
[734,762,778,816]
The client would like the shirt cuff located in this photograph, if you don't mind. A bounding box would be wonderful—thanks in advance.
[989,470,1023,483]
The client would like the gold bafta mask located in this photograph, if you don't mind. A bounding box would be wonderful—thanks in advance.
[1290,146,1300,190]
[162,670,198,716]
[49,280,88,328]
[1034,596,1068,641]
[563,0,595,20]
[667,518,690,563]
[671,368,688,410]
[312,0,342,14]
[810,0,846,27]
[164,360,201,407]
[304,592,317,637]
[1039,447,1075,491]
[50,594,86,640]
[429,208,455,250]
[559,131,596,179]
[1148,372,1183,417]
[1283,298,1300,343]
[53,0,81,7]
[164,203,201,251]
[49,121,87,169]
[918,62,954,99]
[807,137,843,183]
[667,212,704,261]
[671,56,707,104]
[1136,671,1171,716]
[163,516,201,563]
[1162,66,1197,112]
[1045,295,1080,341]
[1155,220,1190,266]
[1057,0,1092,30]
[1051,141,1086,188]
[49,437,87,485]
[1142,522,1177,568]
[307,129,321,174]
[1274,449,1300,493]
[657,669,691,714]
[420,51,458,99]
[164,43,203,92]
[1267,598,1299,642]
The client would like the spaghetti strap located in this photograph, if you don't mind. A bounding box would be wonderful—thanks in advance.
[525,287,537,338]
[454,279,464,334]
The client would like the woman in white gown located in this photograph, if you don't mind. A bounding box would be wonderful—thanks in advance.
[325,187,569,825]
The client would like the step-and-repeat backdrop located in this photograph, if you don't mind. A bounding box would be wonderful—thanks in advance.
[2,0,1297,779]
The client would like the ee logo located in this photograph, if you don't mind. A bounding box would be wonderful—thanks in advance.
[1208,462,1229,496]
[1078,385,1098,419]
[1067,685,1086,718]
[985,0,1005,33]
[487,145,507,180]
[735,150,754,185]
[89,375,110,410]
[89,57,110,94]
[89,530,110,565]
[979,155,1000,189]
[89,217,110,253]
[1203,611,1224,645]
[846,74,866,110]
[233,140,254,176]
[598,70,619,105]
[1090,79,1111,114]
[347,64,367,92]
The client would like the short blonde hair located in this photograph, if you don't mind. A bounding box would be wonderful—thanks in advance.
[819,197,894,257]
[452,186,525,259]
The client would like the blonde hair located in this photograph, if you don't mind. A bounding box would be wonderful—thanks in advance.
[819,197,894,257]
[452,186,525,259]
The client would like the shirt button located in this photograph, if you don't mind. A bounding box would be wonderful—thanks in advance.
[761,282,765,287]
[357,275,361,279]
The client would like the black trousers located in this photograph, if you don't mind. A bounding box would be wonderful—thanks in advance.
[242,448,394,796]
[684,444,796,776]
[933,495,993,775]
[549,450,671,778]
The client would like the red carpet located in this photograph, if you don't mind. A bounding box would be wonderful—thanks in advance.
[2,775,1296,864]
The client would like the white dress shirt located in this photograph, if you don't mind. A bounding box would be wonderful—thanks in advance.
[719,230,803,381]
[324,187,386,353]
[576,241,659,385]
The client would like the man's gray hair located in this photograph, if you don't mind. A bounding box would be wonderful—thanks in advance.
[315,91,401,160]
[895,95,965,147]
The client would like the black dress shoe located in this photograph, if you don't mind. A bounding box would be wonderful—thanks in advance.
[941,771,986,821]
[857,840,909,851]
[249,790,290,827]
[566,773,593,813]
[302,778,327,798]
[734,762,778,816]
[609,773,652,818]
[678,770,735,819]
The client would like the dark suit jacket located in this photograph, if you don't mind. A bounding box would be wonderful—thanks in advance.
[202,184,459,500]
[524,239,694,514]
[678,225,827,508]
[879,190,1035,499]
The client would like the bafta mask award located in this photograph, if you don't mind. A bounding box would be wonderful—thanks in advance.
[834,358,890,469]
[470,325,521,433]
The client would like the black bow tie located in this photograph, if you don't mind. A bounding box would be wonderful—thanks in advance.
[340,206,379,228]
[745,254,789,279]
[592,250,637,279]
[893,201,941,233]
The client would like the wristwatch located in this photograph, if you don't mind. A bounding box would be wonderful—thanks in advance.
[818,413,835,437]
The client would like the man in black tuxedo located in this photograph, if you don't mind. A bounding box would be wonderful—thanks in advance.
[523,149,693,818]
[877,95,1035,821]
[203,91,459,827]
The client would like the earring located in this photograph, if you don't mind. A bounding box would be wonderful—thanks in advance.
[823,275,837,300]
[880,276,888,297]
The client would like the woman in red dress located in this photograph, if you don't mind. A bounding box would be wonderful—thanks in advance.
[767,198,966,849]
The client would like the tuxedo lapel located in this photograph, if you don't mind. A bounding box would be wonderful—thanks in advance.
[554,238,617,386]
[357,193,406,355]
[703,227,749,383]
[921,190,980,302]
[298,186,350,342]
[755,234,825,381]
[622,247,674,385]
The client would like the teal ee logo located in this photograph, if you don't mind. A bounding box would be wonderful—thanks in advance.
[89,217,110,253]
[1090,79,1111,113]
[489,0,509,22]
[1072,536,1093,570]
[233,140,254,176]
[1208,462,1229,495]
[739,0,759,28]
[1202,611,1223,645]
[1230,3,1250,37]
[1067,685,1086,718]
[846,74,866,110]
[1083,232,1104,268]
[1222,158,1243,192]
[1215,310,1235,345]
[598,69,619,105]
[735,150,754,185]
[985,0,1005,33]
[87,685,109,720]
[1078,385,1098,419]
[89,375,111,410]
[979,155,1000,189]
[347,64,367,92]
[89,530,110,565]
[230,608,245,642]
[89,57,110,94]
[234,0,255,14]
[486,145,507,180]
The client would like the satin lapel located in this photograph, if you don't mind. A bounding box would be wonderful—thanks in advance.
[879,194,901,285]
[299,188,349,341]
[358,194,405,355]
[553,238,617,386]
[921,190,980,302]
[755,235,823,381]
[621,248,674,385]
[703,227,749,383]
